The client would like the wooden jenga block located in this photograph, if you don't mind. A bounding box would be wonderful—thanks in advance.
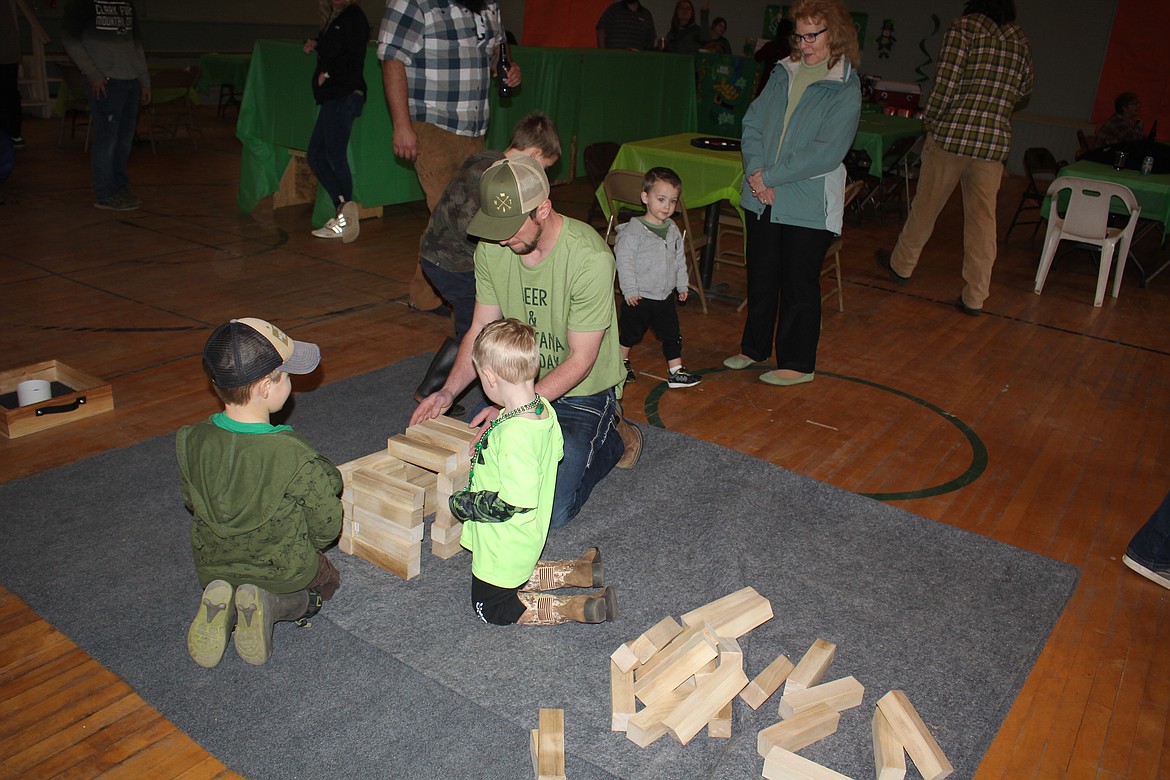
[611,659,636,731]
[779,676,865,720]
[407,417,476,454]
[872,707,908,780]
[352,507,425,543]
[437,464,471,495]
[339,518,354,554]
[630,615,684,665]
[425,413,480,440]
[350,536,420,580]
[352,488,425,528]
[636,624,712,680]
[757,702,840,758]
[336,451,398,484]
[401,463,438,513]
[714,631,743,665]
[626,680,694,748]
[785,638,837,694]
[680,586,773,638]
[707,698,733,739]
[529,729,539,780]
[342,486,354,504]
[536,708,566,780]
[351,468,425,513]
[611,642,641,674]
[431,537,463,559]
[387,434,460,474]
[876,690,953,780]
[741,652,795,710]
[661,659,748,745]
[430,518,463,545]
[633,628,718,705]
[762,746,852,780]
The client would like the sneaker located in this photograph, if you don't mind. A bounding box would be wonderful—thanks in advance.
[11,136,25,148]
[311,216,345,239]
[187,580,235,669]
[667,367,701,388]
[94,192,140,211]
[1123,551,1170,590]
[623,359,636,384]
[339,200,360,244]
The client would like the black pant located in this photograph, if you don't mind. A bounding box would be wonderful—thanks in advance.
[742,209,833,373]
[619,296,682,362]
[0,63,21,140]
[471,574,525,625]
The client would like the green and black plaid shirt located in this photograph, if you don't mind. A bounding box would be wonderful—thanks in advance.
[923,13,1033,163]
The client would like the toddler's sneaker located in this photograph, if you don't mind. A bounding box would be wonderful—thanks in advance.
[667,367,702,389]
[623,359,636,384]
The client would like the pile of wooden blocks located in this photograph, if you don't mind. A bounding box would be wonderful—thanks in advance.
[609,588,954,779]
[335,415,476,579]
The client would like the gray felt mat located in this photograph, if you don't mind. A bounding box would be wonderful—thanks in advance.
[0,354,1078,779]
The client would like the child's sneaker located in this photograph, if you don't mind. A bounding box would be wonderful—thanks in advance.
[623,359,636,384]
[667,367,702,388]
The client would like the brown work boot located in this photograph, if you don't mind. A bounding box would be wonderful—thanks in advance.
[522,547,604,592]
[614,410,643,470]
[516,587,617,626]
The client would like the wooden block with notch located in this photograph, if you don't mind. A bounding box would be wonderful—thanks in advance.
[762,745,852,780]
[387,434,460,474]
[757,702,840,758]
[536,708,566,780]
[741,652,795,710]
[611,659,636,731]
[0,360,115,439]
[875,690,953,780]
[873,706,908,780]
[779,676,864,720]
[680,586,773,638]
[785,638,836,695]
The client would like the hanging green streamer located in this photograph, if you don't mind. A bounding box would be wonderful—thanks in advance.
[914,14,940,83]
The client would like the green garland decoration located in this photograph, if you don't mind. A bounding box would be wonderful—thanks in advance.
[914,14,940,84]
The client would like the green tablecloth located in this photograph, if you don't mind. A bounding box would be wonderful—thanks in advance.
[197,53,251,92]
[235,40,698,225]
[1044,160,1170,241]
[853,113,923,176]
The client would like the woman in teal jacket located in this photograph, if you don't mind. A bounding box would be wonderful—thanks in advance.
[724,0,860,386]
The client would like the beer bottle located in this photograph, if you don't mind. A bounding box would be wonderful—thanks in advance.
[497,37,513,99]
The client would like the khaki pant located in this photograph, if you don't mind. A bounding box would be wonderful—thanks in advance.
[889,135,1004,309]
[408,123,485,310]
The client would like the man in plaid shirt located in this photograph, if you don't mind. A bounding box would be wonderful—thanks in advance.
[876,0,1032,316]
[378,0,522,310]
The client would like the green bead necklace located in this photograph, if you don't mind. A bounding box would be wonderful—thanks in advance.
[464,394,544,492]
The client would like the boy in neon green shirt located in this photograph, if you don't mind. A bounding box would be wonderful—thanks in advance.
[451,319,616,625]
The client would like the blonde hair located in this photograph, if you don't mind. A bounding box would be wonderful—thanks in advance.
[789,0,861,71]
[318,0,358,26]
[472,319,540,384]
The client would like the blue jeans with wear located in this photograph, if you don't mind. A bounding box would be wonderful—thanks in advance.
[87,78,140,201]
[548,389,623,530]
[307,91,364,206]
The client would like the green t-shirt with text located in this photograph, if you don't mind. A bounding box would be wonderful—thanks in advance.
[474,217,624,399]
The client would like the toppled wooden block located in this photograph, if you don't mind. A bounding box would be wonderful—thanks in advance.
[757,702,840,758]
[631,615,685,665]
[661,656,748,745]
[611,641,641,675]
[762,745,852,780]
[633,627,718,706]
[610,659,636,732]
[784,638,836,695]
[741,652,795,710]
[626,680,694,747]
[876,690,953,780]
[872,706,908,780]
[534,708,566,780]
[707,698,732,739]
[779,676,864,719]
[680,586,773,638]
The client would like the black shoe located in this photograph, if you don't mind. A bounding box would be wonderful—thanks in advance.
[875,249,909,284]
[955,297,983,317]
[623,359,635,384]
[1123,550,1170,590]
[667,367,702,388]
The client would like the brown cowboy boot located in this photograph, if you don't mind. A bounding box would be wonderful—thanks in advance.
[522,547,605,592]
[516,586,617,626]
[614,402,643,470]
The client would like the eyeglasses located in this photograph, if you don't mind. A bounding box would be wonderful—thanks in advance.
[790,28,828,44]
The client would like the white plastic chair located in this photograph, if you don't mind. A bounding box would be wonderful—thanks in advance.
[1033,176,1141,307]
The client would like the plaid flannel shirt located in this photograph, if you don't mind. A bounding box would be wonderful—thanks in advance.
[923,13,1033,163]
[376,0,502,137]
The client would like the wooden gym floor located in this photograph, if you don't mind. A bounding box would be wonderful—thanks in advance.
[2,108,1169,778]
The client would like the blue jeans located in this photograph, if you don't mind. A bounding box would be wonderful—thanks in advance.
[549,389,623,530]
[420,260,475,340]
[87,78,140,200]
[307,91,364,205]
[1128,489,1170,569]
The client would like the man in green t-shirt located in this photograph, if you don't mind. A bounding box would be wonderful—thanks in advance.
[411,156,642,529]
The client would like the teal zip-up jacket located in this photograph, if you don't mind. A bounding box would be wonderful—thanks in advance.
[177,414,342,592]
[739,55,861,235]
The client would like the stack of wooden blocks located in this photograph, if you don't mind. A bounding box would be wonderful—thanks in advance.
[335,415,476,579]
[609,589,954,779]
